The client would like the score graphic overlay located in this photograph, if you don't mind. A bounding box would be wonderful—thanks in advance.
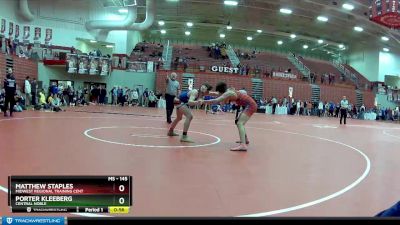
[8,176,132,214]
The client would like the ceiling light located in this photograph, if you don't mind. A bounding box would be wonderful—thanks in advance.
[381,36,389,41]
[247,36,253,41]
[317,16,328,22]
[185,31,191,36]
[227,25,232,30]
[280,8,292,14]
[160,29,166,34]
[106,45,114,48]
[257,30,262,33]
[220,34,225,38]
[90,40,97,43]
[303,45,309,49]
[290,34,296,39]
[383,48,390,52]
[342,3,354,10]
[277,40,283,45]
[118,8,128,13]
[354,26,363,32]
[186,22,193,27]
[318,39,324,44]
[158,21,165,26]
[224,0,238,6]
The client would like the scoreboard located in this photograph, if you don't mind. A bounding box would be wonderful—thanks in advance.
[8,176,132,214]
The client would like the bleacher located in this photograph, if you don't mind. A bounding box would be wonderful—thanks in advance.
[129,42,164,62]
[343,64,371,90]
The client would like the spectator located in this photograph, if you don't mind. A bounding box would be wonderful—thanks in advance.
[271,96,277,115]
[148,91,157,107]
[142,88,149,107]
[24,76,31,106]
[99,86,107,105]
[132,89,139,106]
[31,78,38,106]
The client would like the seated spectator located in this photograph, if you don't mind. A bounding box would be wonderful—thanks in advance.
[0,89,5,112]
[48,94,63,112]
[148,91,157,108]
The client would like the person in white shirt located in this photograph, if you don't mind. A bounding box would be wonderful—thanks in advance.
[132,89,139,106]
[24,76,31,106]
[318,101,323,117]
[340,96,349,125]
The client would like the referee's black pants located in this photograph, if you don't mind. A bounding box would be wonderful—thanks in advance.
[340,108,347,125]
[165,94,175,123]
[4,93,15,116]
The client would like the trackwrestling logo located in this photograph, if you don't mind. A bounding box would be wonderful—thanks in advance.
[2,217,64,225]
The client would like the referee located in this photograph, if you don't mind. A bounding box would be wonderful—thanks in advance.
[165,72,180,124]
[3,68,17,117]
[340,96,349,125]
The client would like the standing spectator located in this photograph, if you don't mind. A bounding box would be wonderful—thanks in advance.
[67,86,74,106]
[112,86,118,105]
[142,88,149,107]
[3,68,17,117]
[165,72,180,124]
[271,96,277,115]
[340,96,349,125]
[24,76,31,106]
[132,89,139,106]
[318,100,323,117]
[99,86,107,105]
[31,78,37,106]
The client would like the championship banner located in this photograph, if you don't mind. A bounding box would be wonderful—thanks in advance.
[23,26,30,40]
[66,54,78,73]
[15,25,20,39]
[78,55,89,74]
[45,28,52,42]
[127,61,146,72]
[89,57,100,75]
[1,19,5,34]
[273,71,297,79]
[34,27,41,41]
[289,87,293,98]
[8,22,13,36]
[147,61,154,72]
[100,58,110,76]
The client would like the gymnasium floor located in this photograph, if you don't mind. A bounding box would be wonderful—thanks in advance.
[1,106,400,217]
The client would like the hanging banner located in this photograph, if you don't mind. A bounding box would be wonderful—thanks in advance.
[15,25,20,39]
[8,22,13,36]
[34,27,41,41]
[66,54,78,73]
[147,61,154,72]
[89,57,100,75]
[100,58,110,76]
[1,19,5,35]
[289,87,293,98]
[78,55,89,74]
[23,26,30,40]
[45,28,52,42]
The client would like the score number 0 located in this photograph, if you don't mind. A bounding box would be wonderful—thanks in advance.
[118,184,125,205]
